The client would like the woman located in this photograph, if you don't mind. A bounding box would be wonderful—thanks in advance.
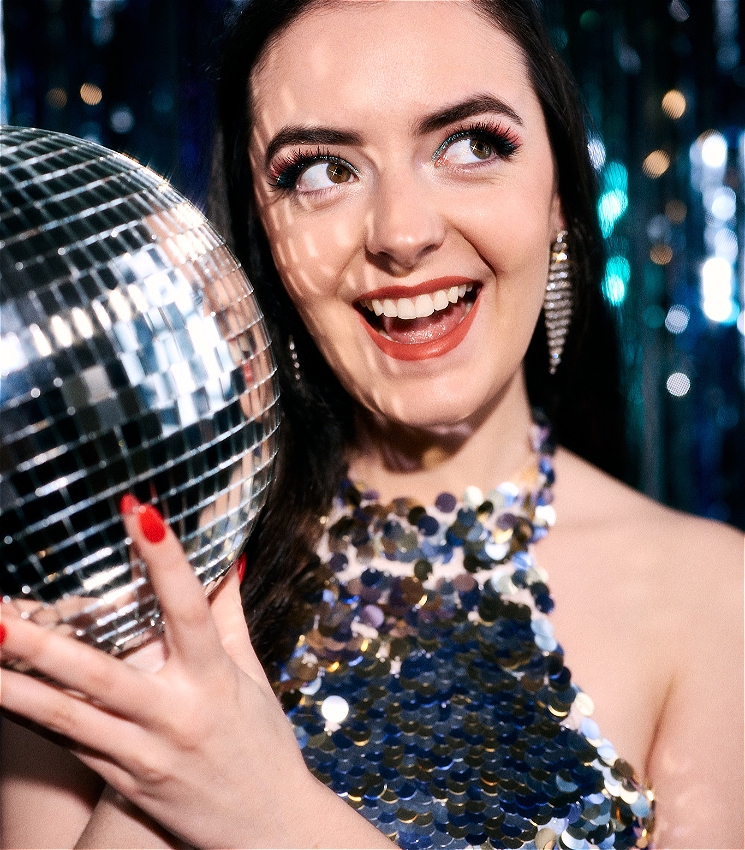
[1,1,742,848]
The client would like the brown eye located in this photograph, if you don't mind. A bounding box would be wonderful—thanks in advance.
[469,138,493,160]
[327,162,352,183]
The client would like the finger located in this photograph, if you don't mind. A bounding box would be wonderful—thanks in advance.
[120,498,222,670]
[0,706,81,754]
[0,664,148,762]
[1,676,157,812]
[121,634,167,673]
[209,565,266,681]
[0,609,158,725]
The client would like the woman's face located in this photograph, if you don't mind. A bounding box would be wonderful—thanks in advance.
[249,0,563,431]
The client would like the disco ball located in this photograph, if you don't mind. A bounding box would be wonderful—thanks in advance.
[0,127,279,656]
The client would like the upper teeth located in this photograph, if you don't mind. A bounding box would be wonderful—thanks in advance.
[361,284,471,320]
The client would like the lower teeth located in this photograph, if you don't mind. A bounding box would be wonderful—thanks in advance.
[374,300,473,344]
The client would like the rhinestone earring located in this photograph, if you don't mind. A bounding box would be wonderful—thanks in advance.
[544,230,573,375]
[288,334,301,382]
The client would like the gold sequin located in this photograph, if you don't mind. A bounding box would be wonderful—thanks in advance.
[277,423,655,848]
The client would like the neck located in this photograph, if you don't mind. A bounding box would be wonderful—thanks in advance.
[348,370,536,503]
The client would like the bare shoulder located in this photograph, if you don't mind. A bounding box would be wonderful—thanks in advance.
[551,446,743,589]
[547,450,743,845]
[547,447,742,649]
[545,446,742,678]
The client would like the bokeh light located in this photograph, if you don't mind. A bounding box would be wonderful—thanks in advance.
[701,256,737,323]
[665,305,690,334]
[598,162,629,238]
[647,214,672,243]
[580,10,601,30]
[666,372,691,396]
[45,87,67,109]
[80,82,103,106]
[700,131,728,169]
[603,256,630,305]
[642,150,671,178]
[604,161,628,193]
[706,186,736,221]
[110,104,135,133]
[587,137,606,170]
[661,89,686,119]
[668,0,690,23]
[598,192,628,237]
[650,244,673,265]
[665,199,687,223]
[702,256,733,298]
[713,228,738,262]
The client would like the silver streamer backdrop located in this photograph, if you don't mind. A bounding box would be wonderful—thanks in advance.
[0,126,279,656]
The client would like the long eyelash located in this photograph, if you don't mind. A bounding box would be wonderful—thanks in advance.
[268,147,351,191]
[434,120,521,162]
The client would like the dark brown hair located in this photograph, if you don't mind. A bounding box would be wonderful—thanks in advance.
[209,0,626,668]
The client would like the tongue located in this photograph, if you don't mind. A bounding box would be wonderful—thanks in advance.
[380,300,467,344]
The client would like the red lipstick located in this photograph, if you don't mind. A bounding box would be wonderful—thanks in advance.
[359,276,474,301]
[358,282,481,361]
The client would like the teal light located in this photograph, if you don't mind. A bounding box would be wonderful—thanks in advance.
[603,255,630,305]
[603,161,628,193]
[597,161,629,237]
[598,190,629,237]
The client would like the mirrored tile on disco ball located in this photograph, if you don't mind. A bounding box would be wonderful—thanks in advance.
[0,126,279,657]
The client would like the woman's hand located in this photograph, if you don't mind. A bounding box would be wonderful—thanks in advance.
[0,498,378,849]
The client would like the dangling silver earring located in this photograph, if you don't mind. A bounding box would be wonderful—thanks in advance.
[288,334,302,382]
[544,230,573,375]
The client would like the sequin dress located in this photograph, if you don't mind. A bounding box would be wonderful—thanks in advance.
[275,425,655,850]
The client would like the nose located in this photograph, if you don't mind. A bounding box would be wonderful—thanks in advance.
[365,169,446,272]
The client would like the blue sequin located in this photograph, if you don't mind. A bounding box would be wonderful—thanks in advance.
[279,437,654,849]
[435,492,457,513]
[418,514,440,536]
[384,520,403,540]
[513,551,534,569]
[329,552,348,571]
[456,507,477,527]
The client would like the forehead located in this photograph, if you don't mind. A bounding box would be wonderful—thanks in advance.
[249,1,537,138]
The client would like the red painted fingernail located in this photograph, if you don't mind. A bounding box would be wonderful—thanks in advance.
[235,553,246,583]
[119,493,140,515]
[0,623,7,646]
[138,504,167,544]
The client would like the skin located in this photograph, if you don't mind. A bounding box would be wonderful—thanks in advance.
[249,1,561,494]
[1,3,743,848]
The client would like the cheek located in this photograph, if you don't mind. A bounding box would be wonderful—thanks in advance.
[449,192,552,340]
[447,175,557,250]
[261,206,361,305]
[256,213,356,358]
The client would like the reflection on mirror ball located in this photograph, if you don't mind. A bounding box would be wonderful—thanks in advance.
[0,127,279,656]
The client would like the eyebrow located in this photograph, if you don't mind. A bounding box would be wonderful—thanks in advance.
[264,128,363,167]
[415,94,524,135]
[263,94,523,167]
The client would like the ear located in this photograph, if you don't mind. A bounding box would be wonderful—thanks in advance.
[550,192,566,236]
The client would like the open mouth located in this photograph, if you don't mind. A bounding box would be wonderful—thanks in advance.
[355,280,480,361]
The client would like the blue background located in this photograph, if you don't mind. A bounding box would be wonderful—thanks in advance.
[2,0,743,529]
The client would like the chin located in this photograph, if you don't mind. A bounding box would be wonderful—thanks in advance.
[362,385,496,433]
